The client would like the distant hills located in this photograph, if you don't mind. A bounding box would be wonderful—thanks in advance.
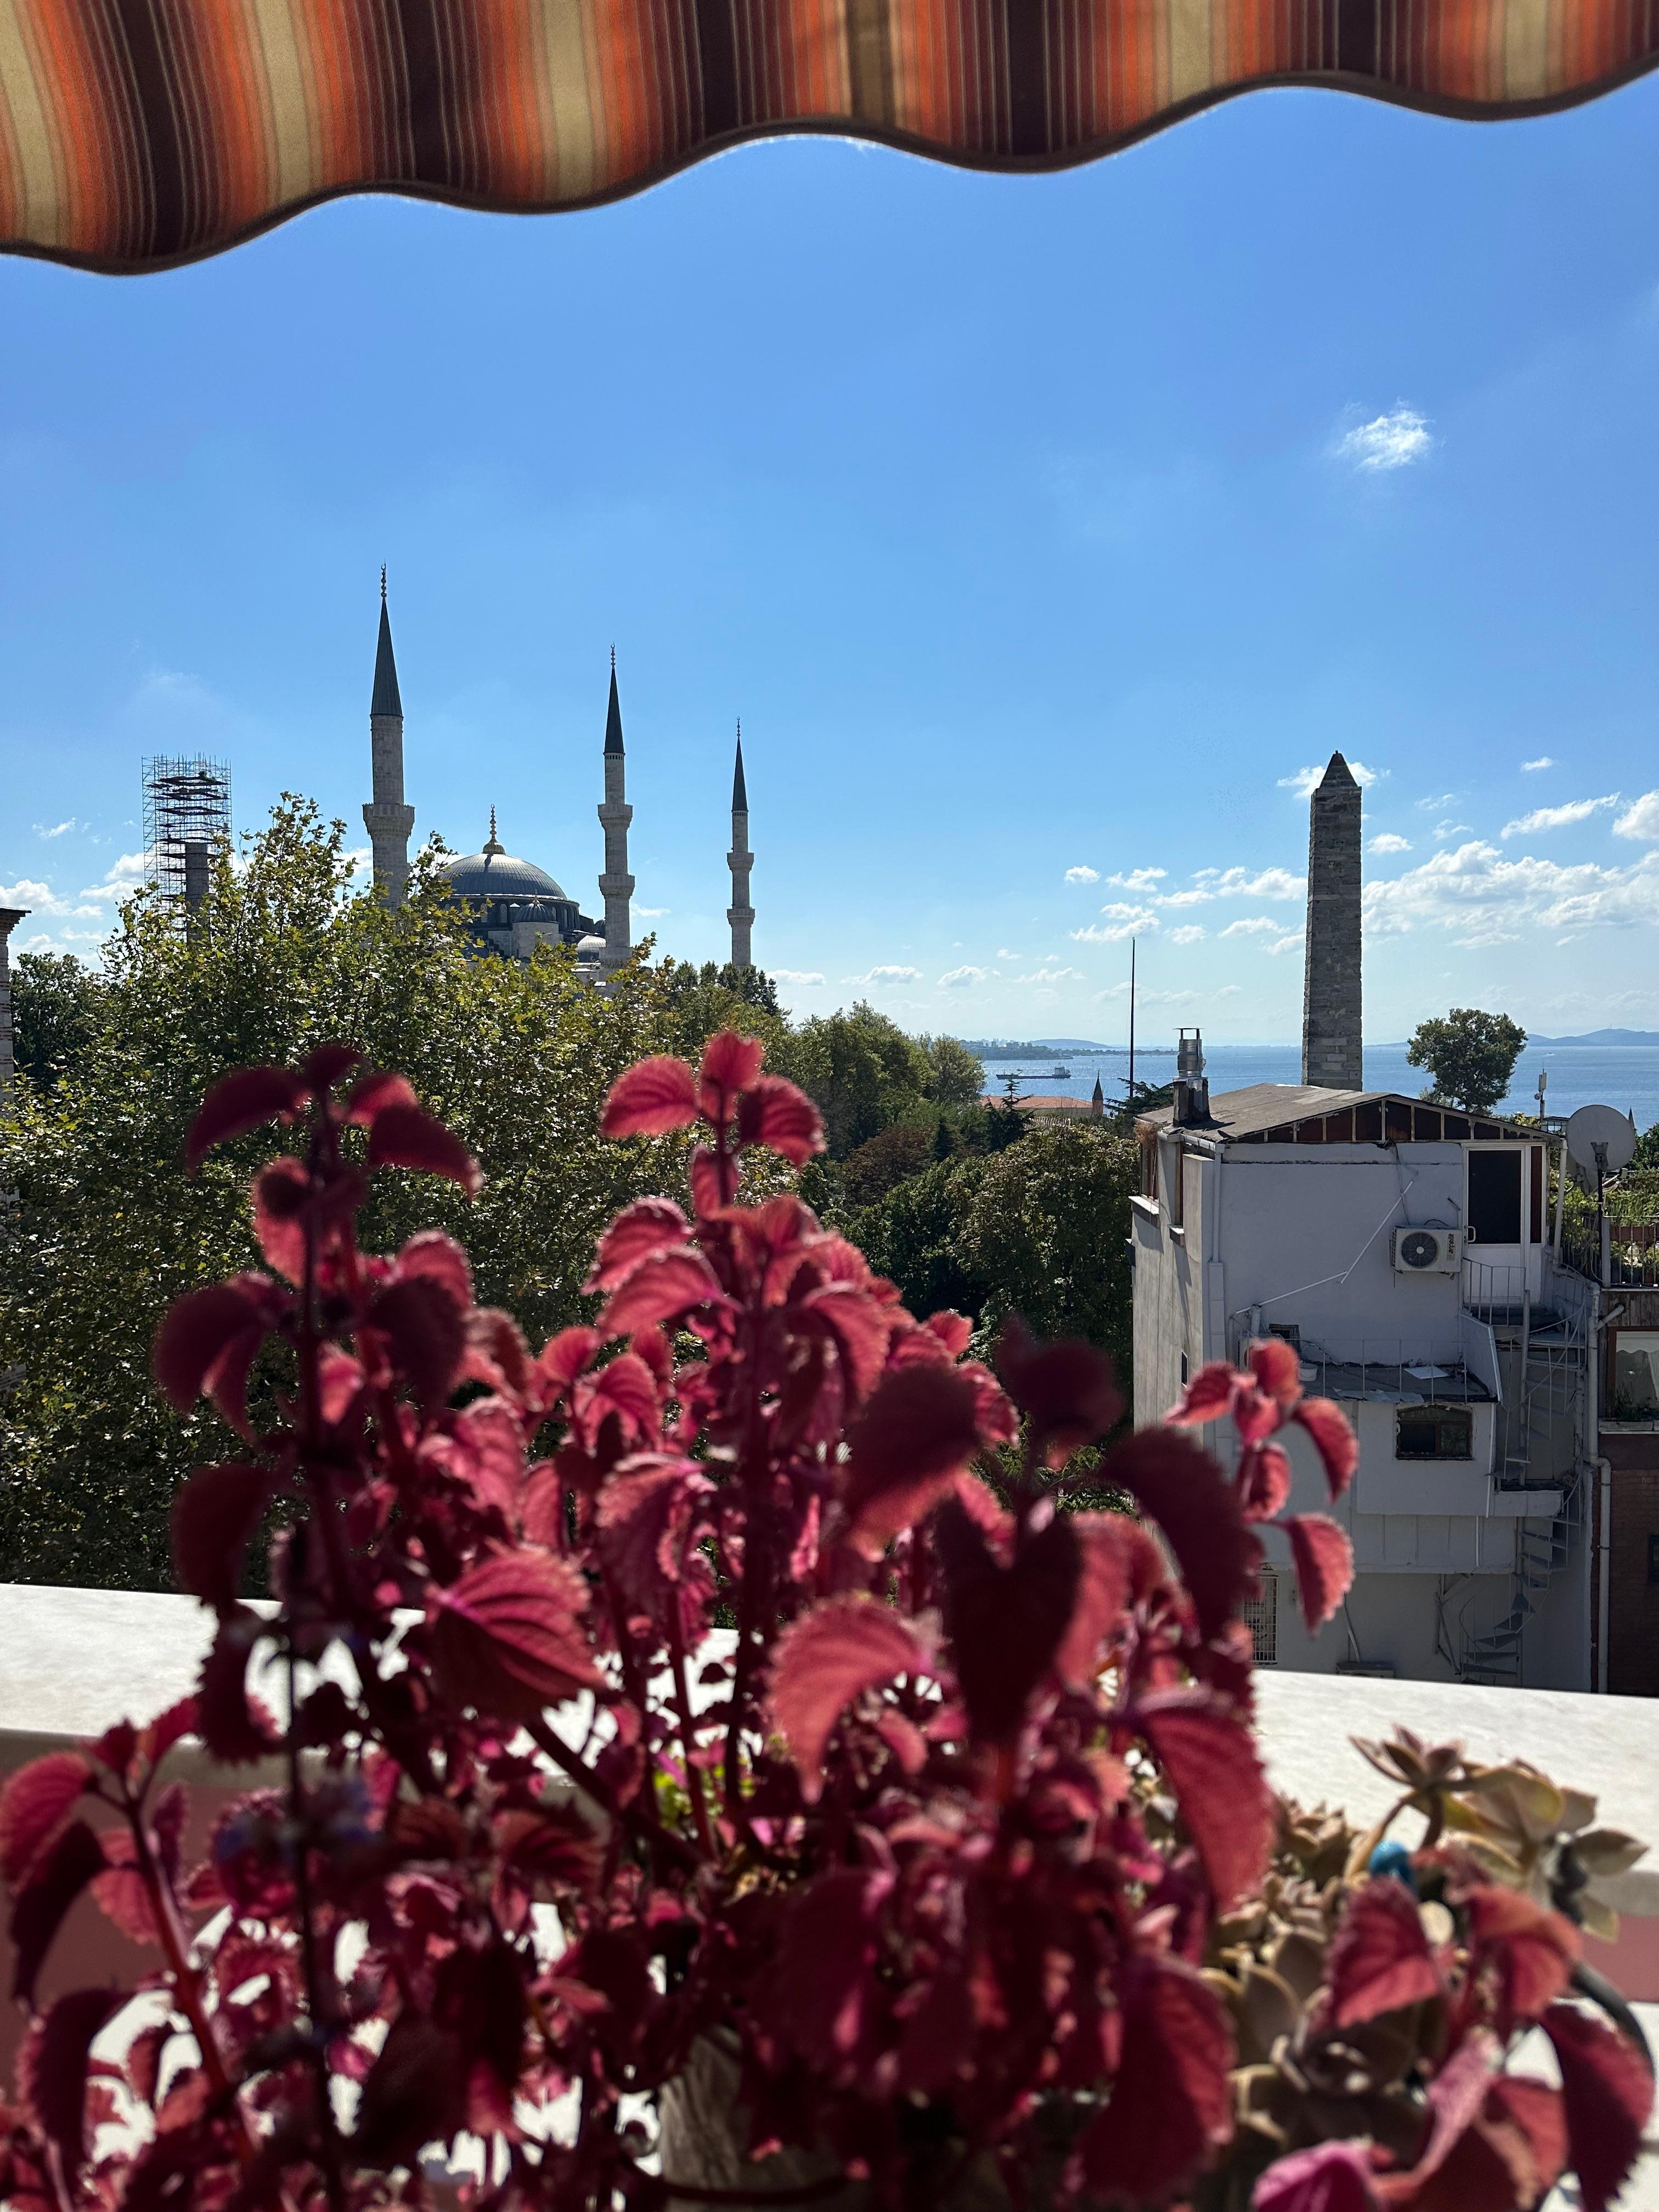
[1525,1029,1659,1048]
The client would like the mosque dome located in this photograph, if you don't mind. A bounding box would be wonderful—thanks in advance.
[439,829,567,902]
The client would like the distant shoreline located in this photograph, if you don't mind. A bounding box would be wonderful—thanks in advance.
[961,1034,1659,1057]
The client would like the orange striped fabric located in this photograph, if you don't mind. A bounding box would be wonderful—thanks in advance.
[1,0,1654,272]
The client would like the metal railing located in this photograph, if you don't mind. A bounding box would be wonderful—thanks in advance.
[1560,1219,1659,1288]
[1286,1336,1488,1404]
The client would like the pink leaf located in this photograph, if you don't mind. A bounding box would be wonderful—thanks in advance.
[539,1325,602,1395]
[170,1463,270,1610]
[697,1030,765,1117]
[441,1400,525,1519]
[768,1596,932,1801]
[842,1362,986,1556]
[1102,1426,1261,1643]
[21,1988,125,2185]
[924,1310,974,1358]
[1326,1878,1443,2029]
[343,1068,419,1125]
[1249,1336,1303,1403]
[0,1752,91,1889]
[153,1275,284,1417]
[582,1199,692,1294]
[800,1282,893,1404]
[736,1074,825,1164]
[1465,1886,1578,2034]
[1239,1441,1293,1522]
[394,1227,475,1311]
[298,1041,362,1094]
[430,1550,601,1722]
[1165,1361,1240,1426]
[369,1274,467,1410]
[596,1459,712,1612]
[600,1054,699,1139]
[1081,1955,1234,2199]
[1054,1513,1167,1683]
[10,1818,106,2006]
[365,1102,482,1194]
[250,1154,310,1283]
[600,1250,726,1339]
[184,1066,306,1172]
[996,1318,1123,1458]
[1295,1396,1359,1500]
[1254,2142,1380,2212]
[1543,2005,1654,2212]
[1138,1691,1273,1908]
[1285,1513,1354,1630]
[585,1352,662,1439]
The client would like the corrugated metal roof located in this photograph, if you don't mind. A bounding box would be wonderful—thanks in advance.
[1137,1083,1533,1145]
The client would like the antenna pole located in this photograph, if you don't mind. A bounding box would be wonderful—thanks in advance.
[1128,937,1136,1099]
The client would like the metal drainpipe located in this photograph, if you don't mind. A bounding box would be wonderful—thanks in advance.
[1593,1455,1612,1695]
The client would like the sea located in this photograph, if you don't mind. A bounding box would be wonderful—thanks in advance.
[980,1043,1659,1134]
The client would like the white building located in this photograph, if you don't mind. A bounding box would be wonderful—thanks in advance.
[1131,1072,1593,1688]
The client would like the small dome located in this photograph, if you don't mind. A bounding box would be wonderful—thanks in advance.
[439,848,568,902]
[576,933,606,955]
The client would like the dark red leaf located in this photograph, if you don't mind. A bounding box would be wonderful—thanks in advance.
[936,1500,1079,1747]
[736,1074,825,1164]
[20,1988,124,2183]
[773,1867,894,2070]
[1239,1441,1294,1521]
[430,1550,601,1723]
[582,1199,692,1294]
[369,1274,466,1410]
[800,1282,893,1405]
[1254,2142,1380,2212]
[195,1606,276,1764]
[153,1276,283,1417]
[585,1352,662,1438]
[439,1398,524,1519]
[769,1595,932,1801]
[1165,1361,1242,1426]
[600,1055,699,1139]
[1081,1954,1234,2199]
[170,1464,270,1610]
[1295,1397,1359,1500]
[1482,2078,1567,2207]
[10,1818,106,2005]
[1285,1513,1355,1630]
[843,1362,986,1556]
[494,1805,601,1898]
[394,1227,474,1311]
[1326,1878,1443,2029]
[0,1752,91,1890]
[595,1458,712,1612]
[184,1066,306,1172]
[1543,2004,1654,2212]
[355,2012,466,2163]
[1138,1691,1273,1908]
[689,1143,725,1217]
[250,1155,310,1282]
[343,1066,419,1125]
[599,1251,726,1339]
[996,1318,1123,1458]
[1054,1513,1167,1683]
[1464,1887,1577,2033]
[1249,1336,1304,1403]
[90,1829,157,1944]
[1392,2030,1499,2199]
[539,1325,601,1395]
[365,1102,482,1194]
[299,1042,363,1093]
[1103,1426,1261,1641]
[697,1030,765,1118]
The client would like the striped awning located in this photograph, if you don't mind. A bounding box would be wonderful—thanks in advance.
[2,2,1655,274]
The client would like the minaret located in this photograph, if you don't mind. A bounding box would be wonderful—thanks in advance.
[0,905,28,1093]
[727,724,754,970]
[597,650,634,974]
[1301,752,1363,1090]
[1090,1073,1104,1120]
[363,570,414,907]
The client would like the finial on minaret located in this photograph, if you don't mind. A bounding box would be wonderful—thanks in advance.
[597,655,634,975]
[364,575,414,907]
[727,721,754,970]
[484,806,503,856]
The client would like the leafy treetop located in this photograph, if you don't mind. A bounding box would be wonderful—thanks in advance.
[1406,1008,1528,1116]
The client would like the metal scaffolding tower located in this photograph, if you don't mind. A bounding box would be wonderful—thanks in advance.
[142,757,231,912]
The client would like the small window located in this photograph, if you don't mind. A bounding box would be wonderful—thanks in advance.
[1612,1331,1659,1419]
[1267,1323,1301,1351]
[1396,1405,1473,1461]
[1180,1352,1189,1385]
[1242,1574,1278,1665]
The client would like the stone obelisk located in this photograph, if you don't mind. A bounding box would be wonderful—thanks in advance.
[598,652,635,975]
[727,727,754,970]
[1301,753,1363,1090]
[0,906,27,1093]
[363,570,414,907]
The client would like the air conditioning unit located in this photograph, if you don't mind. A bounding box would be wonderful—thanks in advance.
[1391,1226,1460,1276]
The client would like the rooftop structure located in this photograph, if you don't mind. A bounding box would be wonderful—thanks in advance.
[142,754,231,912]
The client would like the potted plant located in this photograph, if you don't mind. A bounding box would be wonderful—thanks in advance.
[0,1035,1649,2211]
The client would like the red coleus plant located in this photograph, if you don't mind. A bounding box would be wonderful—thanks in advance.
[0,1034,1649,2212]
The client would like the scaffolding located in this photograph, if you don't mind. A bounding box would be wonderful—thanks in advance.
[142,757,231,911]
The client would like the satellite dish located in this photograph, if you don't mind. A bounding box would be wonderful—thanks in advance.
[1565,1103,1637,1178]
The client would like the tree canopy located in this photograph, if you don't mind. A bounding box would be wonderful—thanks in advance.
[1406,1008,1527,1115]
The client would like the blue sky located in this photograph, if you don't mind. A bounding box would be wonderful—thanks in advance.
[3,72,1657,1044]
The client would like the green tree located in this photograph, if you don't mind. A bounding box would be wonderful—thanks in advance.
[1406,1008,1527,1115]
[781,1002,932,1158]
[1633,1121,1659,1171]
[652,958,789,1062]
[854,1155,988,1324]
[12,949,106,1091]
[919,1034,985,1111]
[0,799,749,1590]
[842,1121,934,1206]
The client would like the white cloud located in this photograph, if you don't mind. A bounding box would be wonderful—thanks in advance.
[1014,964,1084,988]
[1104,867,1166,893]
[1613,792,1659,842]
[1073,904,1158,944]
[79,851,149,902]
[1369,833,1412,855]
[1219,916,1280,938]
[995,947,1022,960]
[634,905,670,917]
[1265,932,1305,956]
[1363,838,1659,942]
[1417,792,1459,812]
[1195,865,1304,901]
[1521,757,1555,773]
[33,818,82,839]
[936,965,987,989]
[843,965,922,986]
[1433,820,1472,842]
[1335,405,1432,472]
[773,969,826,987]
[1063,865,1099,884]
[1170,924,1207,945]
[1501,795,1618,838]
[1278,761,1383,799]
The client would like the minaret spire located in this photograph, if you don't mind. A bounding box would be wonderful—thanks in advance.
[363,573,414,906]
[727,720,754,970]
[597,653,634,974]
